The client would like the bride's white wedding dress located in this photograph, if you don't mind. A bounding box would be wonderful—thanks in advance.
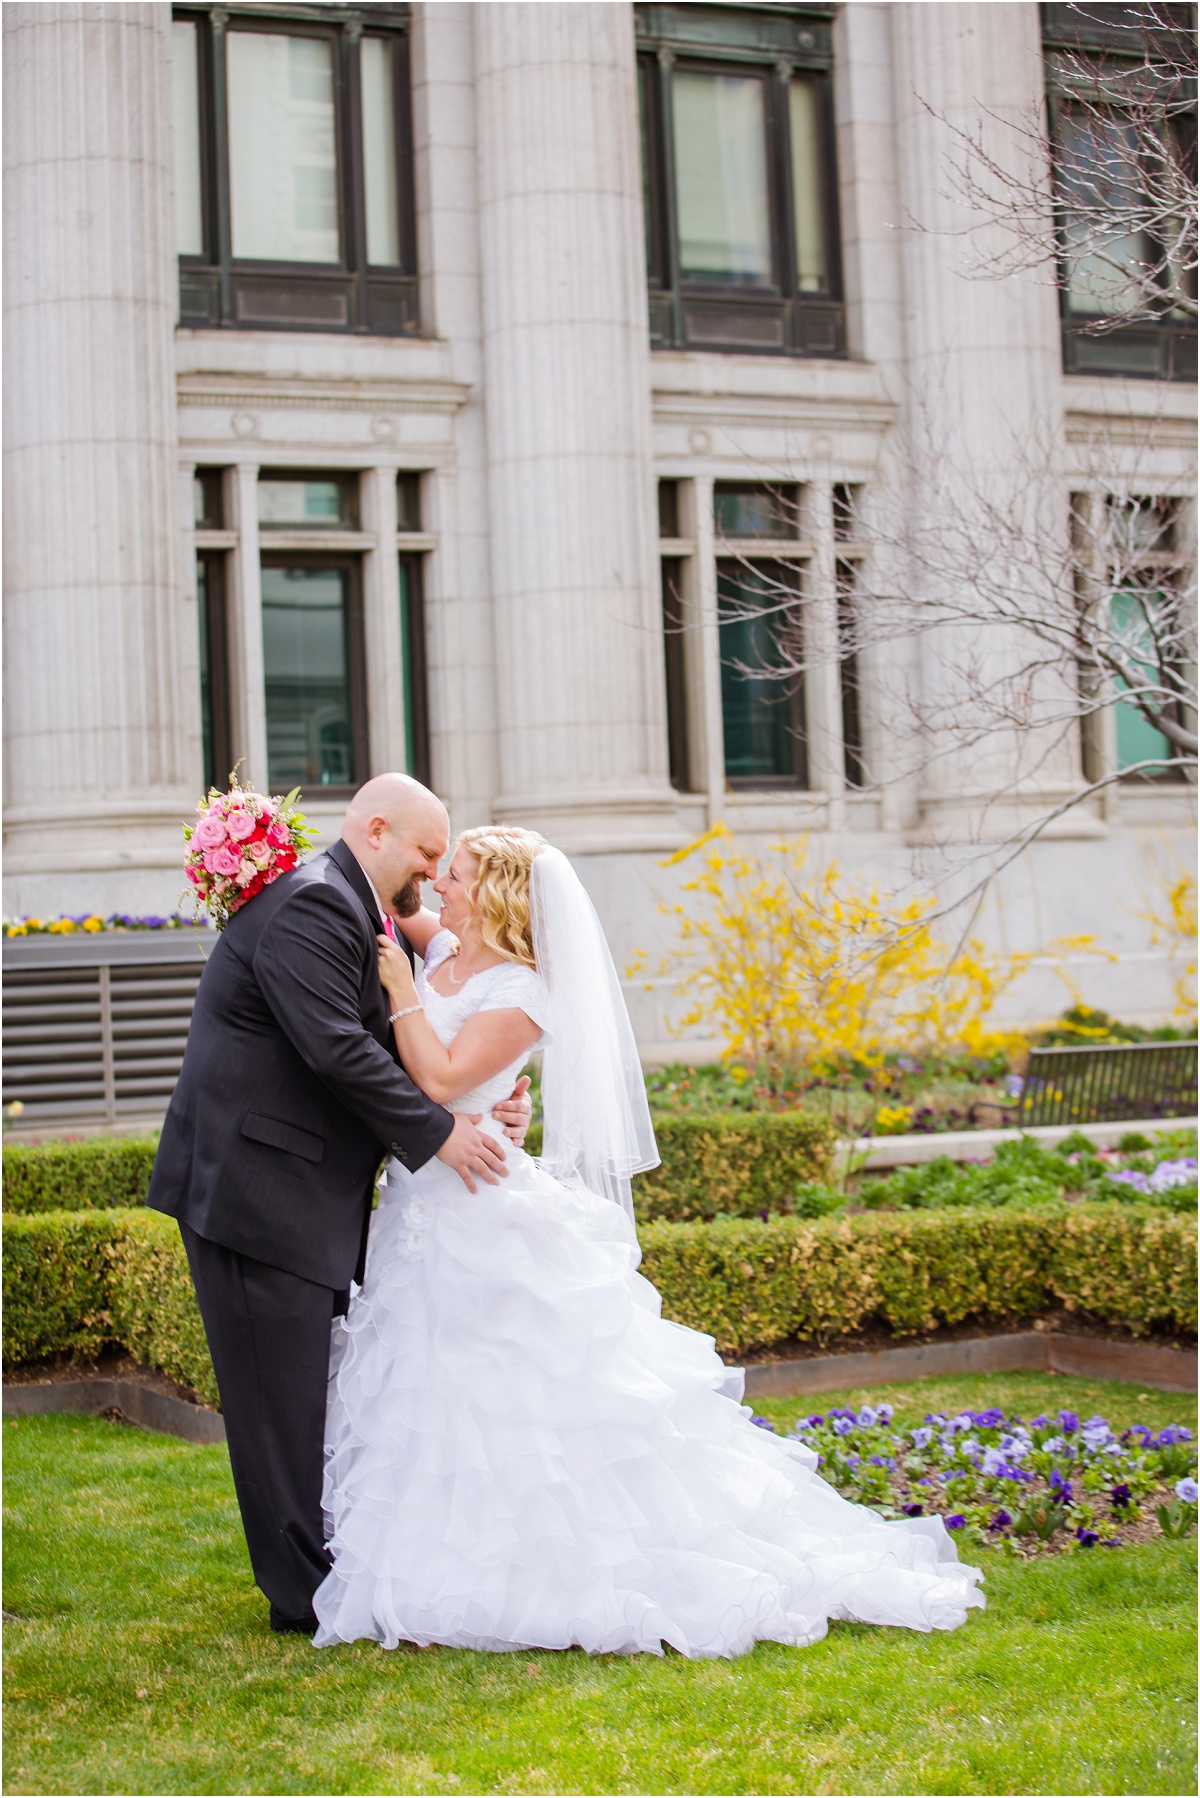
[313,928,984,1656]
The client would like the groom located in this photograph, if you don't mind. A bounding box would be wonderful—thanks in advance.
[149,774,532,1634]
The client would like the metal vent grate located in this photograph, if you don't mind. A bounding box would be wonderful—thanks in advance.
[3,961,203,1125]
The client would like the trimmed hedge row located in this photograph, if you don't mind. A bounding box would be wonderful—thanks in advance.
[3,1137,160,1214]
[640,1204,1197,1354]
[3,1203,1193,1400]
[2,1210,217,1405]
[2,1112,833,1225]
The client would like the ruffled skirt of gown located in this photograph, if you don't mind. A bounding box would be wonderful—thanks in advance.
[312,1131,984,1656]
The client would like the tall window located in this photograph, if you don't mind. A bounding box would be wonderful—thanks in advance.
[397,472,431,786]
[258,473,367,796]
[1107,499,1190,781]
[637,4,843,357]
[194,469,232,791]
[833,483,867,789]
[1075,491,1191,785]
[714,482,807,787]
[172,5,418,336]
[1044,5,1196,381]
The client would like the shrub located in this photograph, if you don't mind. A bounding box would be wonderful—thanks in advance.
[4,1201,1193,1389]
[2,1208,218,1404]
[632,1112,833,1221]
[639,1203,1196,1356]
[105,1211,219,1405]
[1,1113,835,1226]
[2,1138,158,1214]
[485,1112,834,1222]
[1,1211,124,1363]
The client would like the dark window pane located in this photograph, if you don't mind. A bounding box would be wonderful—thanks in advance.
[262,564,356,790]
[194,468,224,529]
[657,478,680,539]
[398,554,430,785]
[832,482,861,541]
[718,562,806,784]
[197,557,214,791]
[258,474,357,529]
[836,559,865,788]
[661,558,690,790]
[396,472,422,532]
[714,482,798,539]
[227,32,340,264]
[196,551,230,792]
[673,71,772,286]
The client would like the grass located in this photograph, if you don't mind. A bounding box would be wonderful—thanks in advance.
[4,1372,1196,1797]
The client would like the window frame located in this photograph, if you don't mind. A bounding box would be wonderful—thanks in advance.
[173,2,418,337]
[196,548,233,793]
[397,550,431,788]
[1043,6,1198,382]
[636,2,844,359]
[716,555,809,790]
[258,549,370,801]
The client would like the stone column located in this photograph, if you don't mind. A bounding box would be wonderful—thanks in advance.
[889,2,1089,843]
[3,3,196,914]
[474,2,680,852]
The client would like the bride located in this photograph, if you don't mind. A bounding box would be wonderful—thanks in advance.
[313,826,984,1656]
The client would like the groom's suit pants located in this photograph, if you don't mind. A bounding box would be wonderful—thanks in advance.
[180,1223,341,1621]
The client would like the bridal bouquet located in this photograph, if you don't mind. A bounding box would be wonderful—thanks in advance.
[182,777,317,929]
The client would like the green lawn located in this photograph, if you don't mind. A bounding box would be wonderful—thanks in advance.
[4,1373,1196,1797]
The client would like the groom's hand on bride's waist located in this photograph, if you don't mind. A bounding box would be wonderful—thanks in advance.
[492,1075,532,1147]
[435,1114,509,1193]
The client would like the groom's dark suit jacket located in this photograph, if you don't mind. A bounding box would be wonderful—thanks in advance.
[148,840,454,1288]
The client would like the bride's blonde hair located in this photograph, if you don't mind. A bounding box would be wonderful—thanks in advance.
[455,825,545,970]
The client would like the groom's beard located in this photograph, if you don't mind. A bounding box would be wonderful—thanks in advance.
[391,876,422,919]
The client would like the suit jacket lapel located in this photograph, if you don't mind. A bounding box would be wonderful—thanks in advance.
[326,839,415,968]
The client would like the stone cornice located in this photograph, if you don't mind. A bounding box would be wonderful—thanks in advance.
[176,377,471,417]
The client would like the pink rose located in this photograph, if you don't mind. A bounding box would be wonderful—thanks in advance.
[204,844,242,877]
[227,809,256,842]
[193,814,227,850]
[247,839,272,866]
[265,824,289,848]
[235,859,257,886]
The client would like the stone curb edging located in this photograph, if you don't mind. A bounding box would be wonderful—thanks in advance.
[4,1331,1195,1443]
[2,1379,226,1444]
[740,1331,1198,1399]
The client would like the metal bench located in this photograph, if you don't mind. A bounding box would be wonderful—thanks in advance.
[1018,1040,1198,1129]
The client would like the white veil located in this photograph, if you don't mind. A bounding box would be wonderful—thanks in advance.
[530,846,659,1228]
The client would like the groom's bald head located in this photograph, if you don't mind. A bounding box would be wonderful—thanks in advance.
[342,775,449,914]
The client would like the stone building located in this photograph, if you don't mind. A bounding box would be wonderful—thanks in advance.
[4,0,1195,1056]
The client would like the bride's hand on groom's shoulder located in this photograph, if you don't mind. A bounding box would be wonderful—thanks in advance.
[492,1074,533,1147]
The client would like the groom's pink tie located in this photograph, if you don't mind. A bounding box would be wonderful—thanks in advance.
[383,916,399,943]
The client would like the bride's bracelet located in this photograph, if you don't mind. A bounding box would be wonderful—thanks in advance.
[388,1003,423,1024]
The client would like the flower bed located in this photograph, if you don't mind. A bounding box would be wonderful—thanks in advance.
[3,914,191,937]
[752,1400,1198,1555]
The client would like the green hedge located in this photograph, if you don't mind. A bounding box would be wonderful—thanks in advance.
[2,1209,218,1404]
[3,1112,833,1225]
[638,1203,1197,1354]
[2,1138,158,1214]
[4,1202,1193,1396]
